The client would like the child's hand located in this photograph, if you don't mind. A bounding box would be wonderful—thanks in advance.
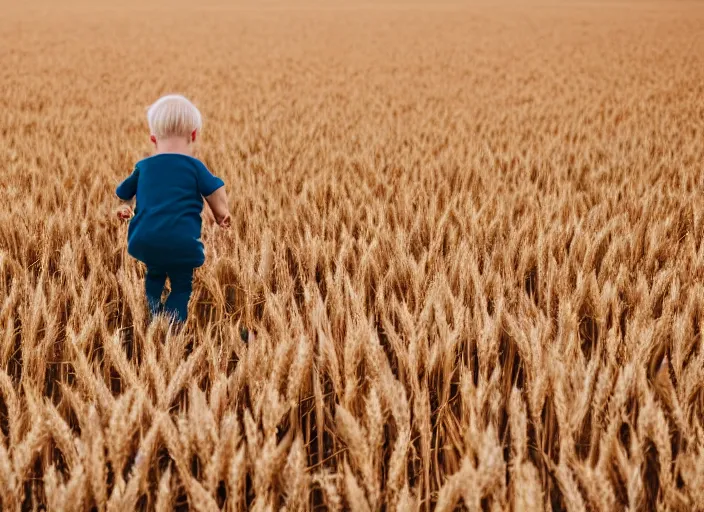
[218,213,232,229]
[116,205,133,220]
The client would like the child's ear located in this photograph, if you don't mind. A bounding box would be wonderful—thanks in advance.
[191,130,197,142]
[150,135,157,146]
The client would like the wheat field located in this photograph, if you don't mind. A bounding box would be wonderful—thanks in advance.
[1,0,704,510]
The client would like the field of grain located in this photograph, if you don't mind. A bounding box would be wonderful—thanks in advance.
[2,0,704,510]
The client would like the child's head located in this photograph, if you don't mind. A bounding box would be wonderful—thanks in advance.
[147,94,202,146]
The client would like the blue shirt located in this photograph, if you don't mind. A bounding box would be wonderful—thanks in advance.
[116,153,224,268]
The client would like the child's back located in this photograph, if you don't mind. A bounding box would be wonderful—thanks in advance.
[117,153,223,268]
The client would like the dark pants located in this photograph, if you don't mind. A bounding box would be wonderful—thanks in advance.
[145,266,194,323]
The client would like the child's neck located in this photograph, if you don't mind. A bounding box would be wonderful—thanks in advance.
[155,137,193,156]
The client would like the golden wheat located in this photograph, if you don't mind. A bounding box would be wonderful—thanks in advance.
[1,0,704,510]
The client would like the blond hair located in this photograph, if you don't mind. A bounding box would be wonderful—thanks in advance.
[147,94,202,139]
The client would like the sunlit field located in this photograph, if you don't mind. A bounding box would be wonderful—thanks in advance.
[2,0,704,510]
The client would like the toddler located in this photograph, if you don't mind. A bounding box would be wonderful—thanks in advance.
[115,94,230,325]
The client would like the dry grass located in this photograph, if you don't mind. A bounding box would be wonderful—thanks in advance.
[2,0,704,510]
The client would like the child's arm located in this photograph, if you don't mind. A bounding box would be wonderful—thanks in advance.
[116,166,139,219]
[196,162,230,228]
[205,187,231,228]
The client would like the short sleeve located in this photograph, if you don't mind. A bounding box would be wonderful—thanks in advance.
[196,161,224,197]
[116,165,140,200]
